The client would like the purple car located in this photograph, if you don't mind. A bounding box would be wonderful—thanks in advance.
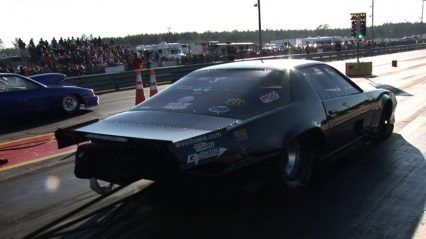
[0,73,99,120]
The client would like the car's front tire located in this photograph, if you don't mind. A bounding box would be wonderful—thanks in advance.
[62,94,80,113]
[278,135,316,189]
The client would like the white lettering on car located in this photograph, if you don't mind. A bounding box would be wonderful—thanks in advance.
[175,132,222,148]
[193,141,215,152]
[187,147,227,165]
[163,102,192,110]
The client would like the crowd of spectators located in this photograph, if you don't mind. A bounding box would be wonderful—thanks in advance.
[0,37,143,76]
[0,36,419,77]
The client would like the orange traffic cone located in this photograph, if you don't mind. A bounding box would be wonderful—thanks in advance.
[149,68,158,97]
[135,69,145,105]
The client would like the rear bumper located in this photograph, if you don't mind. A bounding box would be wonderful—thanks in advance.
[75,142,178,185]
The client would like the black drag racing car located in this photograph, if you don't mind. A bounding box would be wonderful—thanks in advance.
[56,59,396,192]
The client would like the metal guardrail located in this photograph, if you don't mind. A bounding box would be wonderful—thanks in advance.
[66,43,426,93]
[253,43,426,62]
[64,62,223,93]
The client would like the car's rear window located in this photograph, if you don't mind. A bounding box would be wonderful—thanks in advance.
[133,69,291,119]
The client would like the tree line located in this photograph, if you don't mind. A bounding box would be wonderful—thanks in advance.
[104,22,425,47]
[1,22,424,53]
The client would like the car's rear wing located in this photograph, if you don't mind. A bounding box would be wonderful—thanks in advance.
[55,119,176,150]
[55,119,100,148]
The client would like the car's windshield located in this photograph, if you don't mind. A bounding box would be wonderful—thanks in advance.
[133,68,291,119]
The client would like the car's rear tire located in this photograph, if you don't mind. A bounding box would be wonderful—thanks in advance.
[62,94,80,113]
[278,135,316,189]
[369,104,394,141]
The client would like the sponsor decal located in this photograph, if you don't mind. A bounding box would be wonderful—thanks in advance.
[187,147,227,165]
[193,87,212,94]
[260,91,280,103]
[193,141,215,152]
[209,77,226,83]
[177,96,194,103]
[209,105,230,114]
[163,102,192,110]
[86,134,128,143]
[226,98,246,106]
[176,85,193,90]
[198,76,210,82]
[234,129,248,142]
[175,132,222,148]
[197,76,226,83]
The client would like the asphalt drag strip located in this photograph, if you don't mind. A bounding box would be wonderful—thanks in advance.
[0,133,76,172]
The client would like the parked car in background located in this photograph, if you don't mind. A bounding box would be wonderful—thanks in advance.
[0,73,99,120]
[56,59,396,194]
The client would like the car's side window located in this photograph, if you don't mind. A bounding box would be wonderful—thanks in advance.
[0,76,39,92]
[0,77,8,92]
[21,77,40,90]
[301,65,360,100]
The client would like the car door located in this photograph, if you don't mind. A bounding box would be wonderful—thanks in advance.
[301,65,371,152]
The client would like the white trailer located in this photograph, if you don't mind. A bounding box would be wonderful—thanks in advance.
[136,42,187,61]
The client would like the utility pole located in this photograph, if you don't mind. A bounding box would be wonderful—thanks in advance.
[422,0,425,42]
[254,0,262,55]
[371,0,375,45]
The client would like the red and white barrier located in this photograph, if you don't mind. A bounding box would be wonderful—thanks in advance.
[135,69,145,105]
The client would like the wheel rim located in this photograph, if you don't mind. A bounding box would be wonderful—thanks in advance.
[285,141,301,179]
[63,95,78,112]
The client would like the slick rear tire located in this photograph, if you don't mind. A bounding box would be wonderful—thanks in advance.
[369,105,394,142]
[278,135,315,190]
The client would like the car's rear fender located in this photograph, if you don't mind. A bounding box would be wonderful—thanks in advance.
[368,92,396,129]
[382,92,397,124]
[283,121,325,150]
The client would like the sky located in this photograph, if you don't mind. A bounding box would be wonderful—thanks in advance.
[1,0,424,48]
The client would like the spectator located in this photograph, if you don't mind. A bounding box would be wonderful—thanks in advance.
[305,44,311,54]
[131,52,144,70]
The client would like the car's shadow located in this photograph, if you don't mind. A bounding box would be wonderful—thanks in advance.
[0,110,94,135]
[28,133,426,239]
[372,83,413,96]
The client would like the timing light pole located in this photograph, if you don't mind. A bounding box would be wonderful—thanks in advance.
[422,0,425,42]
[254,0,262,55]
[371,0,375,45]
